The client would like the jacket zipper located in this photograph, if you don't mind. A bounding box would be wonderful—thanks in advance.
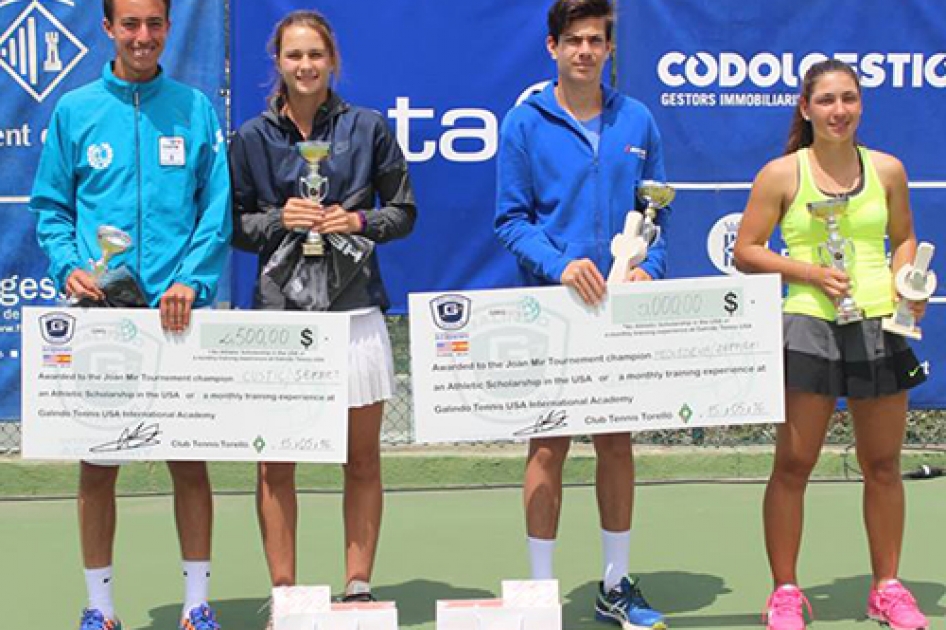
[134,89,142,276]
[589,116,602,261]
[568,110,604,257]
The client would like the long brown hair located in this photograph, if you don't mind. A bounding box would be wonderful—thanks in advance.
[268,10,341,102]
[784,59,861,155]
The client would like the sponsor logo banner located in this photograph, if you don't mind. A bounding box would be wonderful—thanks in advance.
[618,0,946,406]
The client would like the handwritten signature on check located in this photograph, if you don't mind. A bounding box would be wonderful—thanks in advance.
[513,409,568,437]
[90,422,162,453]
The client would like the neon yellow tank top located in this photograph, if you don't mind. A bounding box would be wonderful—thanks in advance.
[781,147,894,320]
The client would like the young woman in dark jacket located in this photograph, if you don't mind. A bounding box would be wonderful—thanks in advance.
[229,9,416,607]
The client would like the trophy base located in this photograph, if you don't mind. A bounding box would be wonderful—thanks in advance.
[303,239,325,257]
[882,317,922,340]
[835,308,865,325]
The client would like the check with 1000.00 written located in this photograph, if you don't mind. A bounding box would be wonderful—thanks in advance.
[409,274,785,443]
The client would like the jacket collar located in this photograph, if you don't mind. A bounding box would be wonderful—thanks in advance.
[101,61,166,101]
[529,80,618,122]
[264,90,349,138]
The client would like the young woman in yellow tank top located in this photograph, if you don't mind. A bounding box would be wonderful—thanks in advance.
[734,60,930,630]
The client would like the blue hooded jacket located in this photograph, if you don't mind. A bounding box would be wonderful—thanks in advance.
[495,82,669,285]
[31,63,232,306]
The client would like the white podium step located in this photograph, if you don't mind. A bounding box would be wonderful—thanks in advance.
[436,579,562,630]
[272,586,398,630]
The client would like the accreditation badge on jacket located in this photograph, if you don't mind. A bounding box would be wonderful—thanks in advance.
[159,136,186,166]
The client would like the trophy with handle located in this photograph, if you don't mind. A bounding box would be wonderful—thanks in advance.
[883,242,937,339]
[608,180,674,284]
[808,197,864,324]
[297,140,331,257]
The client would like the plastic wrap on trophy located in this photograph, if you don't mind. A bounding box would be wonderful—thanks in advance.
[607,181,674,284]
[297,140,331,257]
[808,198,864,324]
[259,229,375,312]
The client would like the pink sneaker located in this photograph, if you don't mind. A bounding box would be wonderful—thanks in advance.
[867,580,928,630]
[764,585,811,630]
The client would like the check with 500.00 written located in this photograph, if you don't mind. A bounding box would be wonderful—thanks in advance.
[409,275,784,443]
[21,307,349,462]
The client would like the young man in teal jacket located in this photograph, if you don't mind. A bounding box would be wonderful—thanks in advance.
[30,1,230,629]
[495,1,669,628]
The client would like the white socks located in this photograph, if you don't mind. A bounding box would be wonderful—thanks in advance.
[85,562,211,620]
[182,560,211,618]
[84,566,116,619]
[346,579,372,597]
[601,529,631,591]
[527,536,556,579]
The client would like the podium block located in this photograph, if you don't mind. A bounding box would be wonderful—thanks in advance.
[273,586,331,630]
[313,602,398,630]
[272,586,398,630]
[436,580,561,630]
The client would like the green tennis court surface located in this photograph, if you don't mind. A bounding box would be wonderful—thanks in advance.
[3,478,944,629]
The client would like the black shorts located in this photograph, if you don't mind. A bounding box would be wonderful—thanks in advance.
[783,313,926,399]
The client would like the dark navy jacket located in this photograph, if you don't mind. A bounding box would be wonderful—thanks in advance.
[230,92,416,311]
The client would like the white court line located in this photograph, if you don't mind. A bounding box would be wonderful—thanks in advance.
[0,192,943,300]
[671,181,946,191]
[7,183,946,200]
[671,182,753,190]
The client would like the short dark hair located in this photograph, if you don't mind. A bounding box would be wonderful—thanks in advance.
[103,0,171,22]
[547,0,613,42]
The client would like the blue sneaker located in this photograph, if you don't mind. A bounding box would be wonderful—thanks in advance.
[180,604,221,630]
[79,609,122,630]
[595,576,667,629]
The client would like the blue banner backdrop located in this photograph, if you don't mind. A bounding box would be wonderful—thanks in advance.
[0,0,227,419]
[230,0,551,312]
[4,1,945,417]
[617,0,946,407]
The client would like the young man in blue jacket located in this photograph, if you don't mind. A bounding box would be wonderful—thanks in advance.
[30,1,231,629]
[495,1,668,628]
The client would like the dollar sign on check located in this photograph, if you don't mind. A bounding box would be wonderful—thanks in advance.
[724,291,739,315]
[300,328,314,349]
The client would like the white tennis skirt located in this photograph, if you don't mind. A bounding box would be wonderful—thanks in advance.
[348,307,396,408]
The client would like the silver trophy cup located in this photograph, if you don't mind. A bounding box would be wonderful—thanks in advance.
[637,180,675,245]
[608,181,675,284]
[65,225,135,306]
[808,198,864,325]
[90,225,132,280]
[297,140,332,257]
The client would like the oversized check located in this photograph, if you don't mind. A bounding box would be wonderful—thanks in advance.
[22,307,349,462]
[409,274,784,442]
